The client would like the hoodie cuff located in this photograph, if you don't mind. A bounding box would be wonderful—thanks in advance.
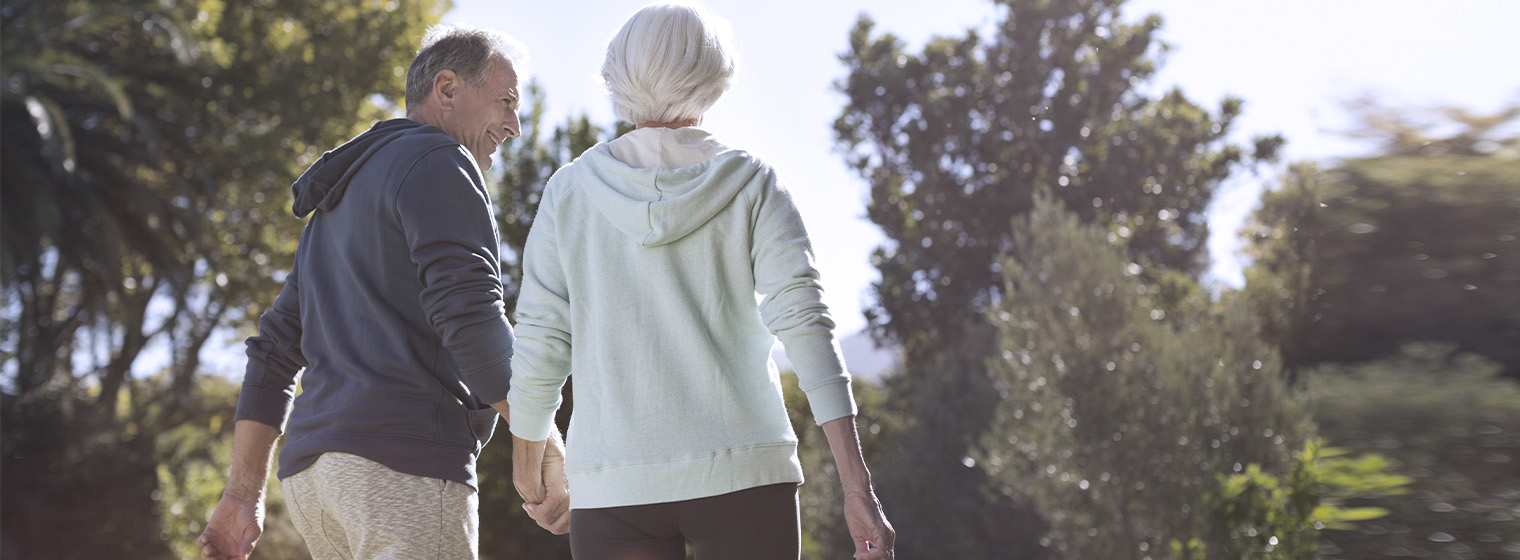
[234,382,295,433]
[780,334,858,425]
[804,378,858,425]
[461,353,513,404]
[508,404,557,443]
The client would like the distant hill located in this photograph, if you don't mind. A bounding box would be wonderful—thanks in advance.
[771,330,900,385]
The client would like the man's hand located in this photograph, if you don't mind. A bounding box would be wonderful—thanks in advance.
[196,491,264,560]
[523,431,570,534]
[843,490,894,560]
[200,420,278,560]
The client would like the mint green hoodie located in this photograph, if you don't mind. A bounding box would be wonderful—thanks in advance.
[507,128,856,509]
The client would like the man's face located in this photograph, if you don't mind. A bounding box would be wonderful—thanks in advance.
[440,55,521,171]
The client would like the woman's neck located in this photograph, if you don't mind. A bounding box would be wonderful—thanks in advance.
[636,117,700,130]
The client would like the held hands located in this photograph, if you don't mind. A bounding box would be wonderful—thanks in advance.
[196,490,265,560]
[512,431,570,534]
[843,490,895,560]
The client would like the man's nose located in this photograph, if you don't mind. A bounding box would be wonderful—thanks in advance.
[503,113,521,139]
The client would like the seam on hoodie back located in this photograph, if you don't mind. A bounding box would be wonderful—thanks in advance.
[644,168,664,246]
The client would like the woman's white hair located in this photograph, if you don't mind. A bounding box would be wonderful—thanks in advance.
[602,3,737,125]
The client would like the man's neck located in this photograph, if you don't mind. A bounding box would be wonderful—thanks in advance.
[407,105,443,129]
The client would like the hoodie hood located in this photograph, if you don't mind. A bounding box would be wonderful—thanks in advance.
[291,119,452,217]
[573,143,766,247]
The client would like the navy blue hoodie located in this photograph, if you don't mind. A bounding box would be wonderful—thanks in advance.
[235,119,515,488]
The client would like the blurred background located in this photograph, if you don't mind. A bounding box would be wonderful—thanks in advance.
[2,0,1516,558]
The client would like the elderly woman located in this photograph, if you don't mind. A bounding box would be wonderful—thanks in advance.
[506,3,894,559]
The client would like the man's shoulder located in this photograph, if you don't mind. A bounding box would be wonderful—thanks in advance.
[379,128,480,189]
[384,126,470,165]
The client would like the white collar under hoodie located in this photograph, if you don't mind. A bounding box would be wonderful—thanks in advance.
[507,127,857,509]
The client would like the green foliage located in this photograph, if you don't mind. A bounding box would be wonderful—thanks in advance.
[1308,446,1411,527]
[1243,105,1520,380]
[1340,97,1520,158]
[833,2,1279,553]
[1206,439,1410,560]
[1169,537,1207,560]
[1239,99,1520,559]
[981,193,1309,559]
[1308,345,1520,559]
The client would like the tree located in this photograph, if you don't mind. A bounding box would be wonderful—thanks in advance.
[981,193,1305,558]
[1,0,445,556]
[1244,103,1520,380]
[982,194,1411,559]
[1240,163,1323,385]
[833,0,1278,554]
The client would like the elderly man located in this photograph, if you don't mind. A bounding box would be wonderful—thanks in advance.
[197,25,568,560]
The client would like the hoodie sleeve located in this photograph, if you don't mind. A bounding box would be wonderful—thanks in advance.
[236,256,308,432]
[395,146,515,404]
[507,181,572,442]
[751,174,857,425]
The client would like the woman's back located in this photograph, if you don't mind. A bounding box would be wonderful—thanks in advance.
[505,4,892,557]
[510,127,855,509]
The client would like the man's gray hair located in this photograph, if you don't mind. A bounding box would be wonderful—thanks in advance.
[602,3,736,125]
[405,24,529,111]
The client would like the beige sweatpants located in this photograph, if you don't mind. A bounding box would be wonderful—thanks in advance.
[281,452,478,560]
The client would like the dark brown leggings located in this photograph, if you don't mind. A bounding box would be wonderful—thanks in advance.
[569,483,800,560]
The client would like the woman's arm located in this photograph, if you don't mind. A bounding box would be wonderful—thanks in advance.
[823,416,895,559]
[504,182,575,533]
[507,188,573,443]
[748,171,893,556]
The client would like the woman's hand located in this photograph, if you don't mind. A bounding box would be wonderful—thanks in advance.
[843,489,894,560]
[525,431,571,534]
[513,430,570,534]
[511,434,546,503]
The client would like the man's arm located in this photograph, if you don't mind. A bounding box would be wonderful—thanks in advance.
[402,145,569,533]
[396,147,516,403]
[205,235,305,559]
[197,420,279,560]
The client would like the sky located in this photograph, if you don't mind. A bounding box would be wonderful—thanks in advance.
[444,0,1518,338]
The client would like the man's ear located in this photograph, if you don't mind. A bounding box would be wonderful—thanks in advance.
[434,69,459,110]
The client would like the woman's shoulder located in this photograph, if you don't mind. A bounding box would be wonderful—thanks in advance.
[541,143,613,191]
